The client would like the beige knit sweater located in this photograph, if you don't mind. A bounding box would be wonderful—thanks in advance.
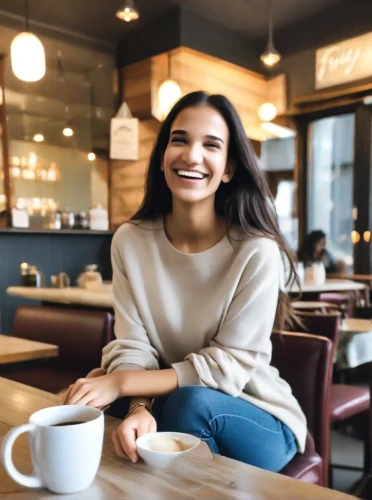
[102,219,307,452]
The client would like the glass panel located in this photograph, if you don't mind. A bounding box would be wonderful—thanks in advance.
[274,179,298,251]
[2,29,114,229]
[308,114,354,271]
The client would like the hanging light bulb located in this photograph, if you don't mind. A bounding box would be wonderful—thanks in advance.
[63,127,74,137]
[260,0,281,68]
[62,105,74,137]
[258,103,277,122]
[33,133,44,142]
[10,0,46,82]
[116,0,139,22]
[157,52,182,120]
[87,152,96,161]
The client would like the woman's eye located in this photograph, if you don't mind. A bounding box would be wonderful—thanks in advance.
[170,137,186,144]
[205,143,220,149]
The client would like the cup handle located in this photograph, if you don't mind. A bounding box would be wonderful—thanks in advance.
[1,424,44,488]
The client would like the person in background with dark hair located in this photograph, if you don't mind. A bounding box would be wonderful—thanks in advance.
[64,91,306,472]
[298,230,346,274]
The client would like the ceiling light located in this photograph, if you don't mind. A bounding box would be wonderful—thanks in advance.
[157,52,182,120]
[260,0,281,68]
[33,133,44,142]
[116,0,139,22]
[261,122,296,138]
[10,0,46,82]
[258,103,277,122]
[87,152,96,161]
[63,127,74,137]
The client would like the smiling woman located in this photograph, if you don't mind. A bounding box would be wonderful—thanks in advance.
[65,91,306,473]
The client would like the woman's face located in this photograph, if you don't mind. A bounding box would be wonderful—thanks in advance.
[161,105,233,206]
[314,237,326,255]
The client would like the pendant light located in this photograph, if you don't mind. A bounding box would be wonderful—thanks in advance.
[116,0,139,22]
[10,0,46,82]
[157,52,182,120]
[258,102,277,122]
[260,0,281,68]
[62,106,74,137]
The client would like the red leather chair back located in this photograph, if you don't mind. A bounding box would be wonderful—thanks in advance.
[11,306,113,374]
[271,330,333,485]
[292,311,341,349]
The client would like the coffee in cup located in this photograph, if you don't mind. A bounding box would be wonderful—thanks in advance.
[1,405,104,494]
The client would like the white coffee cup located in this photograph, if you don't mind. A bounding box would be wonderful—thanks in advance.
[1,405,104,494]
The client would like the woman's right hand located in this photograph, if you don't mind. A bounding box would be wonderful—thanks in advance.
[112,407,157,462]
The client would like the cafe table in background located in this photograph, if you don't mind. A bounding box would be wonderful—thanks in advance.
[0,378,358,500]
[0,335,58,364]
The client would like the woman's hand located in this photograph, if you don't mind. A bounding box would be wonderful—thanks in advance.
[63,372,121,408]
[112,407,156,462]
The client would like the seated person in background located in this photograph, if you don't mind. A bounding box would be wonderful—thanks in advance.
[297,230,346,274]
[63,90,306,473]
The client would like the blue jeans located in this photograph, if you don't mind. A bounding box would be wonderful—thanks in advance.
[107,386,297,472]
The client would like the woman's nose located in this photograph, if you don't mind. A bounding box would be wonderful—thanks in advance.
[182,144,203,165]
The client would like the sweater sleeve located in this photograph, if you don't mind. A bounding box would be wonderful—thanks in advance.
[171,239,281,396]
[101,230,159,373]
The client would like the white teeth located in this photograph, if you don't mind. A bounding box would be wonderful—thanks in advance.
[176,170,205,179]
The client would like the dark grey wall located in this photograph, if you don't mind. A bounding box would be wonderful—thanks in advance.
[117,7,262,74]
[273,0,372,58]
[0,230,113,334]
[117,8,182,68]
[179,9,262,74]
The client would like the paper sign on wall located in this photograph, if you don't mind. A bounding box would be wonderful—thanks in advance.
[110,117,139,160]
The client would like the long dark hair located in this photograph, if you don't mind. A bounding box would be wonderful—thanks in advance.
[131,91,299,329]
[298,230,326,265]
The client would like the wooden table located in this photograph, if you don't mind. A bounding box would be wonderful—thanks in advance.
[0,335,58,364]
[288,279,366,294]
[333,274,372,282]
[7,285,113,309]
[291,301,338,311]
[0,378,357,500]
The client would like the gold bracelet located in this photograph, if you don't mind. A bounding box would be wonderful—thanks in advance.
[125,402,152,419]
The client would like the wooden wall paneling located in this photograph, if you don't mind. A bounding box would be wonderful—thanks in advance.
[120,59,153,119]
[110,119,159,228]
[267,74,287,116]
[151,53,169,121]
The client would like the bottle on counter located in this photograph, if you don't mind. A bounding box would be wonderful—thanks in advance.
[20,263,44,287]
[61,209,75,229]
[89,206,108,231]
[49,210,62,230]
[20,262,29,286]
[76,264,103,290]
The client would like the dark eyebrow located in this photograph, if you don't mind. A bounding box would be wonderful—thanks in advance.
[170,130,187,136]
[170,130,224,144]
[205,134,224,144]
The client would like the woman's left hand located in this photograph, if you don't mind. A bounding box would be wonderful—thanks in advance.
[64,372,121,408]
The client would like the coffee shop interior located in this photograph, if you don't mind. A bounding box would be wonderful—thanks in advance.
[1,0,372,498]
